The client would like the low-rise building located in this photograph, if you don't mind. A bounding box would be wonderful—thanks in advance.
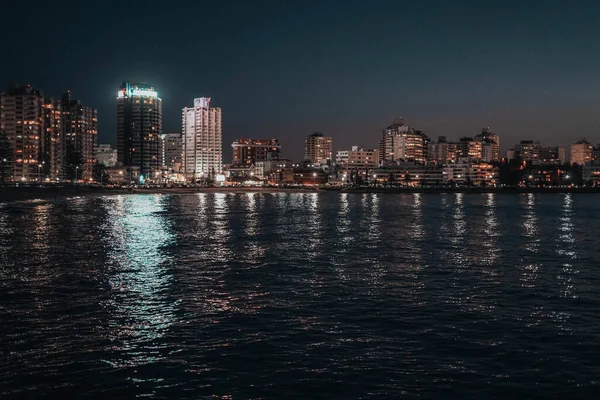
[106,166,138,184]
[232,138,281,165]
[582,164,600,185]
[443,159,498,186]
[372,162,444,186]
[96,144,118,167]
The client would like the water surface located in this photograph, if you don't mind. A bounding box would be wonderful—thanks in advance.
[1,193,599,399]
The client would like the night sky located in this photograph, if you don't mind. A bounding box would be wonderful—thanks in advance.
[2,0,600,161]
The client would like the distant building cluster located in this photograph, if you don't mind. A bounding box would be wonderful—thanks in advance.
[2,82,600,187]
[0,85,97,182]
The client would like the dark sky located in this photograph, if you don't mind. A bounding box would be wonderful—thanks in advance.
[2,0,600,161]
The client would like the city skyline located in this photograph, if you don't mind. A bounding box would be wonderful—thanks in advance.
[2,1,600,161]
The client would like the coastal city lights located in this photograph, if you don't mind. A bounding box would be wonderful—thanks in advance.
[1,85,600,190]
[3,1,600,398]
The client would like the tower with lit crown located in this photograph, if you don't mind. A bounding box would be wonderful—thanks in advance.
[116,81,162,180]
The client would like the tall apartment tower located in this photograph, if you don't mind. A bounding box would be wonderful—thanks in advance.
[42,98,63,180]
[182,97,222,180]
[0,85,45,181]
[62,91,97,181]
[304,132,333,164]
[117,81,162,179]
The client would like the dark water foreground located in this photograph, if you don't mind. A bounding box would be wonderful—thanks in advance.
[1,192,599,399]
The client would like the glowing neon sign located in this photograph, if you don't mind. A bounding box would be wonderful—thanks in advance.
[116,87,158,99]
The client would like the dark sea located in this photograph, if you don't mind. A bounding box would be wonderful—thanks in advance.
[1,192,599,399]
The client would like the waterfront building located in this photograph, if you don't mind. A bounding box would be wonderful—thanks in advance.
[182,97,222,180]
[42,98,63,180]
[96,144,118,167]
[105,166,134,184]
[116,81,162,180]
[474,127,500,161]
[335,150,349,166]
[255,159,290,179]
[582,163,600,185]
[265,160,296,184]
[304,132,332,165]
[592,145,600,162]
[443,158,498,186]
[0,85,45,181]
[159,133,183,171]
[481,140,497,163]
[373,162,444,186]
[346,146,379,169]
[62,91,97,181]
[458,137,483,160]
[232,138,280,165]
[429,136,450,164]
[570,138,593,165]
[513,140,541,164]
[379,119,428,164]
[558,146,569,164]
[539,146,561,165]
[521,165,568,186]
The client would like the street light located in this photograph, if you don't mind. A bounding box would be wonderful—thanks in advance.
[38,161,44,182]
[1,158,6,183]
[75,166,79,184]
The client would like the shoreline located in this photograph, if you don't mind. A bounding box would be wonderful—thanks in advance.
[2,185,600,203]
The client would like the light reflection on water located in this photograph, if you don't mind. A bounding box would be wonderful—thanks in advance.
[520,193,540,287]
[101,195,176,368]
[1,192,600,398]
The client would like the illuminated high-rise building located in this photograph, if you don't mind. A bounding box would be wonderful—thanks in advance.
[304,132,333,164]
[182,97,222,180]
[379,118,427,164]
[116,81,162,179]
[62,91,97,181]
[42,98,63,180]
[458,137,483,159]
[0,85,45,181]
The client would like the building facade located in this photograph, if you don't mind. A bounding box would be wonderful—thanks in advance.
[345,146,379,169]
[444,159,498,186]
[304,132,332,165]
[182,97,222,180]
[539,146,561,165]
[96,144,118,167]
[458,137,483,160]
[570,139,593,165]
[513,140,541,164]
[232,138,280,165]
[42,98,63,180]
[117,81,162,180]
[474,127,500,161]
[379,119,428,164]
[373,163,444,186]
[62,91,97,181]
[0,85,45,181]
[159,133,183,171]
[335,150,349,166]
